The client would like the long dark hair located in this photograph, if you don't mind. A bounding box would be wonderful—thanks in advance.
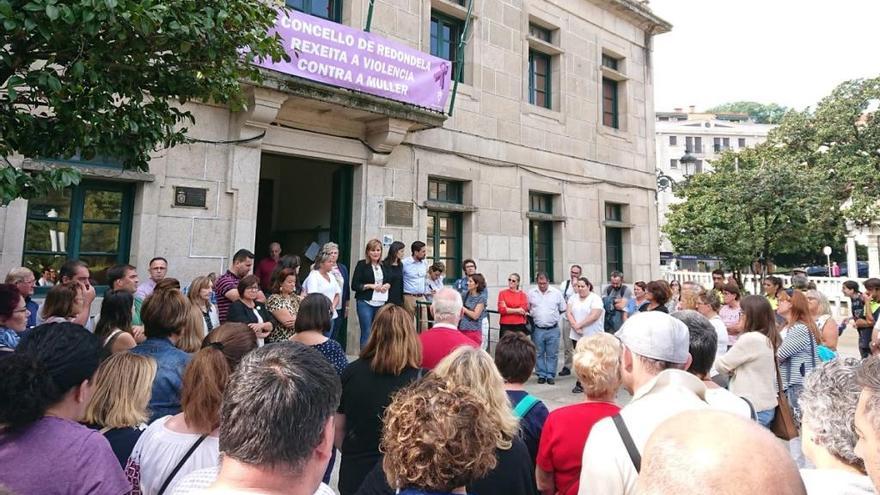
[0,323,102,429]
[384,241,405,266]
[95,290,134,339]
[740,295,781,349]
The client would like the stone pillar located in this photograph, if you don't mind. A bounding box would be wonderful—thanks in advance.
[868,235,880,278]
[847,236,859,279]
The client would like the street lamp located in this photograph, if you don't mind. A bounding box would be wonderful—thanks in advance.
[657,149,699,192]
[679,149,697,179]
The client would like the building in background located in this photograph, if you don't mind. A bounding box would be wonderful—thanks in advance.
[1,0,671,349]
[655,108,773,270]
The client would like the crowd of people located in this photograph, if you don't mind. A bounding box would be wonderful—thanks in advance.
[3,242,880,495]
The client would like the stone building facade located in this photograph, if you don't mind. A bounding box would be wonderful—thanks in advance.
[1,0,670,348]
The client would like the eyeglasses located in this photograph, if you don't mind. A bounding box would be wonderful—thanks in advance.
[247,286,261,291]
[508,279,518,283]
[13,307,28,313]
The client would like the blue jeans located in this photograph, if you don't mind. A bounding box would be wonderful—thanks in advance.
[756,408,775,427]
[531,325,560,379]
[356,300,382,348]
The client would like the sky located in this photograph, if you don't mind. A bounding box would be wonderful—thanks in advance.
[650,0,880,112]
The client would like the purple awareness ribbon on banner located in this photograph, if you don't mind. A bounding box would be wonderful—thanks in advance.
[433,62,449,89]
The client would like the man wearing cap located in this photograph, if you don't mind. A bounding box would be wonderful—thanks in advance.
[578,312,709,495]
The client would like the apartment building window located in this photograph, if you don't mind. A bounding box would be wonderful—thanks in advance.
[723,137,730,148]
[601,52,625,130]
[695,160,704,173]
[528,51,551,108]
[685,136,693,152]
[529,192,554,282]
[427,178,464,279]
[286,0,341,22]
[669,135,677,146]
[604,203,625,278]
[430,12,464,83]
[23,180,134,287]
[713,137,722,152]
[738,137,746,148]
[670,159,679,169]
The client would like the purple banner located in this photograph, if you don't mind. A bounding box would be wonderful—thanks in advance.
[256,9,452,113]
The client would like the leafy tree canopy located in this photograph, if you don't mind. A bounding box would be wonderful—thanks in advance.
[0,0,287,204]
[706,101,790,124]
[666,77,880,270]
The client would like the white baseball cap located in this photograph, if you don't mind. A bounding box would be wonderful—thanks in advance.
[615,311,690,364]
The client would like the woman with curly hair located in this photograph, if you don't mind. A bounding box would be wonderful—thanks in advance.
[433,346,535,495]
[382,375,500,495]
[0,322,130,494]
[799,358,874,493]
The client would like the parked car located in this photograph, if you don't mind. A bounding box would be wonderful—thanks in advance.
[840,261,869,278]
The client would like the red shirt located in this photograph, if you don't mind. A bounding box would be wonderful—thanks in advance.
[419,325,478,369]
[536,401,620,495]
[498,289,528,325]
[255,257,278,291]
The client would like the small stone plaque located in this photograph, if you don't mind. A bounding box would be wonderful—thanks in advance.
[385,200,413,227]
[174,186,208,208]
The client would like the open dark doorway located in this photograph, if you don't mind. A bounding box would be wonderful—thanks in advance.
[256,153,354,348]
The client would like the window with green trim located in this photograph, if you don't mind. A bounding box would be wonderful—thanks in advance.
[529,23,551,42]
[529,220,553,282]
[23,180,134,287]
[605,203,624,278]
[601,54,619,71]
[529,192,553,214]
[427,211,462,280]
[430,11,464,83]
[528,51,551,109]
[428,178,463,204]
[286,0,341,22]
[602,77,619,128]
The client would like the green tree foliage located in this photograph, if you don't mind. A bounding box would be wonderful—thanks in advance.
[0,0,287,205]
[667,77,880,270]
[706,101,790,124]
[663,146,844,271]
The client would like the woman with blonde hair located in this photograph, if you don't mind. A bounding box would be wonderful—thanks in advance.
[83,353,157,466]
[336,305,422,495]
[536,333,622,495]
[352,239,391,347]
[187,275,219,334]
[806,289,839,354]
[381,375,501,495]
[126,323,258,494]
[433,346,536,495]
[176,304,207,353]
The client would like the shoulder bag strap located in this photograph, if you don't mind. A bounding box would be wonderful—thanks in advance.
[739,396,757,421]
[513,394,540,419]
[774,352,785,393]
[99,425,113,435]
[156,434,208,495]
[612,414,641,473]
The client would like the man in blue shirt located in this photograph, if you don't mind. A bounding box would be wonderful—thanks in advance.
[454,259,478,298]
[402,241,429,328]
[6,267,38,330]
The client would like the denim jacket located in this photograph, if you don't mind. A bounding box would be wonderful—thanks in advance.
[0,326,20,351]
[131,337,191,422]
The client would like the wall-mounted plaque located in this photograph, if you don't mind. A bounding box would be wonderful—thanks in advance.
[174,186,208,208]
[385,200,413,227]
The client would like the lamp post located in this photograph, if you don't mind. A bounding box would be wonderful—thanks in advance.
[657,149,698,192]
[679,149,697,180]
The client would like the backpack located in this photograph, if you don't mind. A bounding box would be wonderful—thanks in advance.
[512,394,540,419]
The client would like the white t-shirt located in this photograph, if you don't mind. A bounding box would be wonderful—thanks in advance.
[567,292,605,341]
[172,465,336,495]
[709,315,730,359]
[128,415,220,495]
[704,386,753,419]
[303,270,342,319]
[368,264,386,307]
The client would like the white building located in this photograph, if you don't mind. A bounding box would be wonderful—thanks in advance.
[2,0,671,349]
[655,109,773,267]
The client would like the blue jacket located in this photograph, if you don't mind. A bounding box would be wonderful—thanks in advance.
[131,337,192,422]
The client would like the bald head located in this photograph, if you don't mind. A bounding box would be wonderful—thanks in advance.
[432,288,463,325]
[636,410,805,495]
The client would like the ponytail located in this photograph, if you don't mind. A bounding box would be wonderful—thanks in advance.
[0,323,101,429]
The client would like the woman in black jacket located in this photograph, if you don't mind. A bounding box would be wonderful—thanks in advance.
[383,241,405,308]
[351,239,391,348]
[227,274,273,344]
